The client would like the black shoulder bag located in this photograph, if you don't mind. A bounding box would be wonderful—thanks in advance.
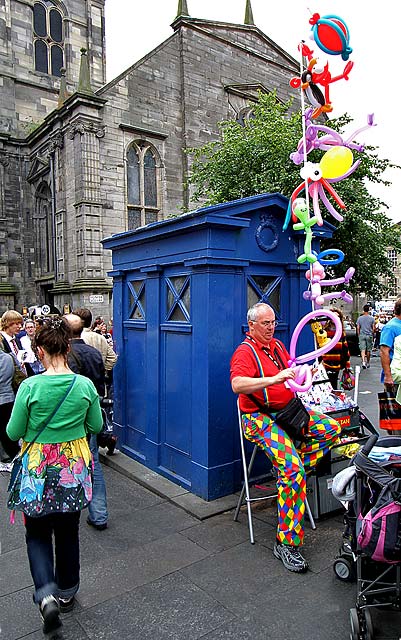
[242,341,310,442]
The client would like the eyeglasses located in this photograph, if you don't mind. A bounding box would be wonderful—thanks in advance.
[252,320,278,327]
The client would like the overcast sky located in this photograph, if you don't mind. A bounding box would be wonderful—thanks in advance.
[104,0,400,221]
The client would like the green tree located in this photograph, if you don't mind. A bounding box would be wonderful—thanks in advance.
[187,92,401,301]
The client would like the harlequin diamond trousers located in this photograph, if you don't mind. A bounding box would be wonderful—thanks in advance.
[241,409,341,546]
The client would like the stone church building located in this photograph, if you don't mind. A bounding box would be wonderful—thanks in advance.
[0,0,300,317]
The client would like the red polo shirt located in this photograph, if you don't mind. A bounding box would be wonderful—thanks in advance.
[230,334,295,413]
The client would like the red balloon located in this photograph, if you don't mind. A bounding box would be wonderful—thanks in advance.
[317,22,345,51]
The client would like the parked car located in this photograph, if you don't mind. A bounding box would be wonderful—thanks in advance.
[344,321,359,356]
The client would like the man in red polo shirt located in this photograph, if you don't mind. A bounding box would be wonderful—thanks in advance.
[231,302,340,573]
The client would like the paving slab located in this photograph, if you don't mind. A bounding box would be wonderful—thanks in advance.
[100,452,239,519]
[77,572,234,640]
[77,531,210,608]
[0,587,42,640]
[200,618,279,639]
[182,511,275,554]
[180,540,302,610]
[0,547,33,598]
[100,451,190,500]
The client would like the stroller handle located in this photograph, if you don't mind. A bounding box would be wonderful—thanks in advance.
[360,434,379,456]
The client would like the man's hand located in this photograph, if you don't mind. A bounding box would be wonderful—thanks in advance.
[275,368,296,384]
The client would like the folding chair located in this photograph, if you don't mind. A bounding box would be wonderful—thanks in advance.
[234,400,316,544]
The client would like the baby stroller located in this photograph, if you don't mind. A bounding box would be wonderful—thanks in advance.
[333,434,401,639]
[97,396,118,455]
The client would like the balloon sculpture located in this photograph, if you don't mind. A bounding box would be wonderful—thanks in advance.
[290,43,353,118]
[283,11,372,394]
[290,109,375,166]
[309,13,352,61]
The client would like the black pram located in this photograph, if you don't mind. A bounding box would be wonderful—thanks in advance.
[333,434,401,640]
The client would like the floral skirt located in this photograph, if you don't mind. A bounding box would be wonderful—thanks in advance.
[10,437,93,517]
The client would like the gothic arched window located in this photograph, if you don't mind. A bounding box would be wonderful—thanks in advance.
[33,1,64,77]
[34,182,54,275]
[126,141,160,230]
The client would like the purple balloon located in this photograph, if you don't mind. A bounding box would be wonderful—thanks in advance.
[289,309,342,365]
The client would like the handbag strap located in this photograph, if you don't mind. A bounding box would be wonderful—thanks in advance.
[241,341,269,404]
[21,375,77,457]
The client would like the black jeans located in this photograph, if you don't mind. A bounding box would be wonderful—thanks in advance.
[25,511,81,603]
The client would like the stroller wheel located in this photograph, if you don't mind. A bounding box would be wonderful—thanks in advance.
[362,609,374,640]
[334,557,355,582]
[350,608,360,640]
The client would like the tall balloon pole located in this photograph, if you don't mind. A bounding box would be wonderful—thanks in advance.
[284,11,375,393]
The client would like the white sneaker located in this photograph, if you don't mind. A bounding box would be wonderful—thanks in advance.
[273,542,309,573]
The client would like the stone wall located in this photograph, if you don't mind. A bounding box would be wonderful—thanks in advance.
[99,19,300,228]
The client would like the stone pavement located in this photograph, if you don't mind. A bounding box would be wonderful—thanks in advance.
[1,354,400,640]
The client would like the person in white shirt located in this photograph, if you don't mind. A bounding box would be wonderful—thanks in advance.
[20,319,45,374]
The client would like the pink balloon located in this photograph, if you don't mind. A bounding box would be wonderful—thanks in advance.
[286,363,313,393]
[289,309,342,365]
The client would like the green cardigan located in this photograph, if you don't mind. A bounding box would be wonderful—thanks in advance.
[6,373,103,443]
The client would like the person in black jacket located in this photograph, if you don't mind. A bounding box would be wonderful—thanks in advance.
[64,313,108,530]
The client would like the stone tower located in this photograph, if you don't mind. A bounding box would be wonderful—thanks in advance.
[0,0,106,137]
[0,1,109,313]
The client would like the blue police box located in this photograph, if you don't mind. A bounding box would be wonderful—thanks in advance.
[102,193,334,500]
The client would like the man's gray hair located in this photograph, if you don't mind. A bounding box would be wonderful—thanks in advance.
[247,303,274,323]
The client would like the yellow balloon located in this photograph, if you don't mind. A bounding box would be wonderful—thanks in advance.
[319,146,353,179]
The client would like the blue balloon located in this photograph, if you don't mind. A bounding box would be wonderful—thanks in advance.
[317,248,344,265]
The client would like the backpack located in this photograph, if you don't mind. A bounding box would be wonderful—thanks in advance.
[357,481,401,564]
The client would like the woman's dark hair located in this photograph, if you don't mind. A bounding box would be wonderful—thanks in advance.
[91,316,104,332]
[33,316,72,357]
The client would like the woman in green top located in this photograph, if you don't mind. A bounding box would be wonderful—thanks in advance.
[6,316,102,637]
